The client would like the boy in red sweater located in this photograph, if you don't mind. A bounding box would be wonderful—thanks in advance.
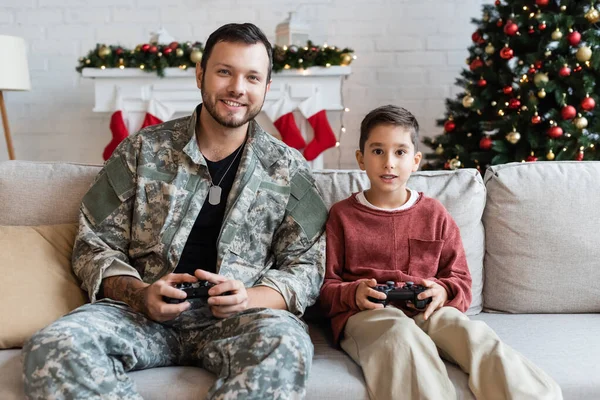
[319,105,562,400]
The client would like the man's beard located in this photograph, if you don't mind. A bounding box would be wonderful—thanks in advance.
[201,77,266,128]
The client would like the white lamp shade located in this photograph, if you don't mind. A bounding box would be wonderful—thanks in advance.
[0,35,31,91]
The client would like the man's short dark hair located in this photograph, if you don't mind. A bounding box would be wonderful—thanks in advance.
[201,23,273,82]
[359,105,420,153]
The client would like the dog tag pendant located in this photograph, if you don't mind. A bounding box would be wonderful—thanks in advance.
[208,185,222,206]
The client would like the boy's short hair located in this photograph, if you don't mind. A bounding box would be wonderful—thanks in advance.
[359,105,420,153]
[202,23,273,82]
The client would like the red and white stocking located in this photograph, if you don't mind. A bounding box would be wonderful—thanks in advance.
[103,89,129,161]
[263,94,306,150]
[299,93,337,161]
[141,97,174,129]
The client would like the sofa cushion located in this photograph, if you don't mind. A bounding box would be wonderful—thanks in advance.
[483,161,600,313]
[0,161,101,226]
[0,224,88,349]
[4,314,596,399]
[314,169,486,315]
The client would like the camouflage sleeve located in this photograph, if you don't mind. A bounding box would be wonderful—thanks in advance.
[256,165,328,316]
[71,137,139,302]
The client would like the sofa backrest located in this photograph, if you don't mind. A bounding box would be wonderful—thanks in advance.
[0,161,101,226]
[0,161,486,315]
[483,161,600,313]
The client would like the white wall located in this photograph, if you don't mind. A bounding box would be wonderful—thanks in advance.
[0,0,488,168]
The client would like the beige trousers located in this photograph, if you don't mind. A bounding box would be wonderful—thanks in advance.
[340,307,562,400]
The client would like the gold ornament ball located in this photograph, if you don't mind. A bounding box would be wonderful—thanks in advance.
[98,46,111,58]
[485,43,495,54]
[560,5,566,12]
[576,46,592,62]
[544,49,552,57]
[506,130,521,144]
[176,48,184,57]
[462,95,475,108]
[585,7,600,24]
[491,101,497,106]
[574,116,589,129]
[533,72,549,87]
[340,53,353,66]
[538,88,547,98]
[190,48,203,63]
[449,159,461,170]
[435,145,444,155]
[551,29,563,40]
[546,150,555,160]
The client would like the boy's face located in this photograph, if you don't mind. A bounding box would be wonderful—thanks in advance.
[196,41,271,128]
[355,124,422,200]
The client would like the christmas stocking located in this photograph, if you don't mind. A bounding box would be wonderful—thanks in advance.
[299,93,337,161]
[263,93,306,150]
[103,89,128,161]
[140,97,175,129]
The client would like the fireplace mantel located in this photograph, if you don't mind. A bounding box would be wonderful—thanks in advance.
[82,66,351,168]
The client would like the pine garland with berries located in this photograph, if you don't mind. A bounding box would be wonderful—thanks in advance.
[423,0,600,171]
[76,41,354,77]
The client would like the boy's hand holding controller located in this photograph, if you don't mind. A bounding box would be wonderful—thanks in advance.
[408,279,448,320]
[356,278,386,310]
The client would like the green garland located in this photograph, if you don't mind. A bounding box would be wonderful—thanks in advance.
[76,40,354,77]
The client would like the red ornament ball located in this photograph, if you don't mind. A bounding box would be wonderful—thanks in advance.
[531,114,542,124]
[528,66,536,74]
[115,48,123,55]
[509,99,521,109]
[526,154,538,162]
[495,0,501,5]
[574,64,583,72]
[477,79,487,87]
[535,61,543,69]
[503,86,513,94]
[472,31,482,43]
[547,126,564,139]
[538,22,547,30]
[567,31,581,46]
[149,45,158,53]
[470,59,484,71]
[168,41,179,49]
[561,105,577,120]
[504,21,519,36]
[500,47,514,59]
[536,0,549,5]
[480,137,493,150]
[141,44,150,52]
[559,66,571,77]
[163,47,173,55]
[576,151,584,161]
[581,96,596,111]
[444,120,456,132]
[497,19,504,27]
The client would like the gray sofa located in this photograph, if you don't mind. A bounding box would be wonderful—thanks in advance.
[1,160,599,399]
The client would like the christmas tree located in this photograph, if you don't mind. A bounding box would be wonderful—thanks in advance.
[422,0,600,171]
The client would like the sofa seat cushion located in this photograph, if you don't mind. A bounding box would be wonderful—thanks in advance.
[4,314,596,399]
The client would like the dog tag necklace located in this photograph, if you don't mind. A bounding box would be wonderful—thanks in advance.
[207,143,244,206]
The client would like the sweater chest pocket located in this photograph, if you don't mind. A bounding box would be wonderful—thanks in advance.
[408,239,444,278]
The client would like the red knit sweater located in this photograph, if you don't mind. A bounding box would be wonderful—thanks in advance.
[319,193,472,345]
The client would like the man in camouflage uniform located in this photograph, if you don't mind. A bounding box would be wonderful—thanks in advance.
[22,23,328,400]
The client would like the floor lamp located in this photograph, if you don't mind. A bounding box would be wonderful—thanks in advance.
[0,35,31,160]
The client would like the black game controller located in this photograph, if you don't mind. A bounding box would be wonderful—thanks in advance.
[368,281,432,309]
[163,280,216,304]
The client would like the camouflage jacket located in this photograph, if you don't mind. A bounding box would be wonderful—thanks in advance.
[72,108,328,316]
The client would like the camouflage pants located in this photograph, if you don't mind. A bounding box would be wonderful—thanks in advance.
[22,300,313,400]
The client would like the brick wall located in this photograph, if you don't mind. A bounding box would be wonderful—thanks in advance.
[0,0,488,168]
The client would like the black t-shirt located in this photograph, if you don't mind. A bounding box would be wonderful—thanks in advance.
[174,142,244,275]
